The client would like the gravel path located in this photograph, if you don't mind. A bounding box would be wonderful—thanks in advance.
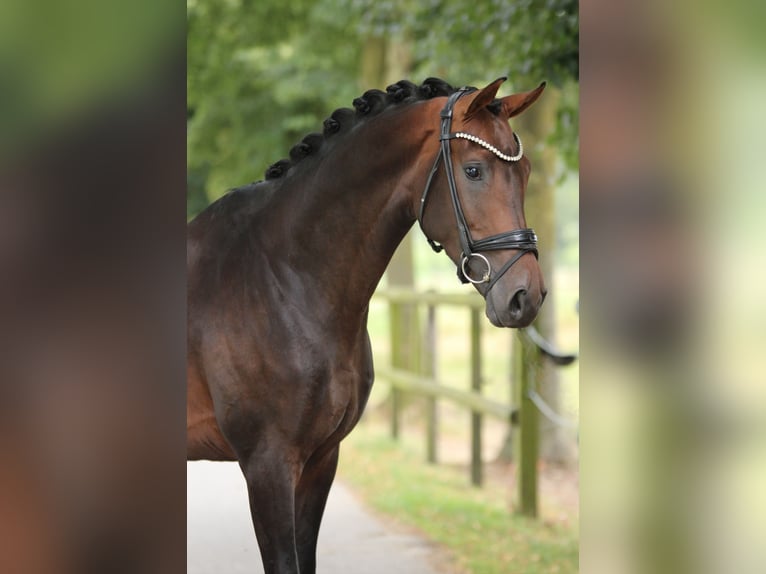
[187,461,449,574]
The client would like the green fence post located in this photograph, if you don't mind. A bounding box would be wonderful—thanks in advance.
[390,301,402,440]
[470,308,483,487]
[514,330,539,517]
[425,303,438,464]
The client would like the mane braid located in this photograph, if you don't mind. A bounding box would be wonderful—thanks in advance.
[264,77,457,180]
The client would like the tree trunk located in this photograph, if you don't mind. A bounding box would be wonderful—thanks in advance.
[361,35,423,425]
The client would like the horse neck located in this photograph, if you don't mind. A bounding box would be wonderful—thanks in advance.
[269,102,438,321]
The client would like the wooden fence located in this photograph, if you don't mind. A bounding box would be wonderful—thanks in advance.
[371,287,576,517]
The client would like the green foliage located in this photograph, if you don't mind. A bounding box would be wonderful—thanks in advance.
[410,0,577,84]
[187,0,578,214]
[188,0,357,204]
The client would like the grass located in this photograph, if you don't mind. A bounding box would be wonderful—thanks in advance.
[338,423,578,574]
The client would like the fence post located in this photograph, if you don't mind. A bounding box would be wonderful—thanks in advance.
[514,330,539,517]
[470,308,483,487]
[424,303,438,463]
[390,301,403,440]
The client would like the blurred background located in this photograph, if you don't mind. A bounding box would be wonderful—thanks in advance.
[2,0,765,573]
[580,1,766,573]
[187,1,579,572]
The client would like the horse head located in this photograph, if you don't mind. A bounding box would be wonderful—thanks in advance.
[417,77,547,328]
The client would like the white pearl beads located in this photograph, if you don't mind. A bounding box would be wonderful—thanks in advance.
[452,132,523,162]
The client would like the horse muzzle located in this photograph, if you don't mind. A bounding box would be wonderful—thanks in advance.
[486,283,547,328]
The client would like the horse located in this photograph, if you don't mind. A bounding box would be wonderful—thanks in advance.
[187,76,547,573]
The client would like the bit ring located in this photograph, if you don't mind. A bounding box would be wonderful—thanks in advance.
[461,253,491,284]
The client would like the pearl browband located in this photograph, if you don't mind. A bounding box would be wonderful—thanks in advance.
[443,131,523,162]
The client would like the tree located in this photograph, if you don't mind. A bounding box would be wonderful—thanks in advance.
[188,0,578,210]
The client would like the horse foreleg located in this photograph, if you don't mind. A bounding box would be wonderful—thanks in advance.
[294,445,340,574]
[240,448,301,574]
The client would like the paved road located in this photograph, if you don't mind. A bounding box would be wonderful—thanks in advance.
[187,461,448,574]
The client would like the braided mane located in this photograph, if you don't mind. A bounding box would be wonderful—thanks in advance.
[263,77,465,181]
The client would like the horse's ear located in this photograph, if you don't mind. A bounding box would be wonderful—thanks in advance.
[501,82,546,118]
[464,77,507,120]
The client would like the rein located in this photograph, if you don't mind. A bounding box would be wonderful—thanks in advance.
[418,88,538,291]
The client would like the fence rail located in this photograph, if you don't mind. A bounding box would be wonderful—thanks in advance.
[373,287,486,309]
[374,366,516,420]
[372,287,576,518]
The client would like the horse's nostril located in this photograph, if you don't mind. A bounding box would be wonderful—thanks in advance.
[510,289,527,320]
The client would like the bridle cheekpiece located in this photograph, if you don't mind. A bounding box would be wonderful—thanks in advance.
[418,88,539,290]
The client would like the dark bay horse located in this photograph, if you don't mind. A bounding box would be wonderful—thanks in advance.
[187,77,547,573]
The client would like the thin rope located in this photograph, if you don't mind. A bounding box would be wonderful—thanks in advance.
[527,389,578,430]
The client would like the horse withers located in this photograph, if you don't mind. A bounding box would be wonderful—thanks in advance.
[187,77,546,574]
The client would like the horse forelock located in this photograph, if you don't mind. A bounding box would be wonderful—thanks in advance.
[263,77,459,181]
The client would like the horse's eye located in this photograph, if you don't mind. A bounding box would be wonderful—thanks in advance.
[464,166,481,181]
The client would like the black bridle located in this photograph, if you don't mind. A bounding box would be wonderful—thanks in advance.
[418,88,539,291]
